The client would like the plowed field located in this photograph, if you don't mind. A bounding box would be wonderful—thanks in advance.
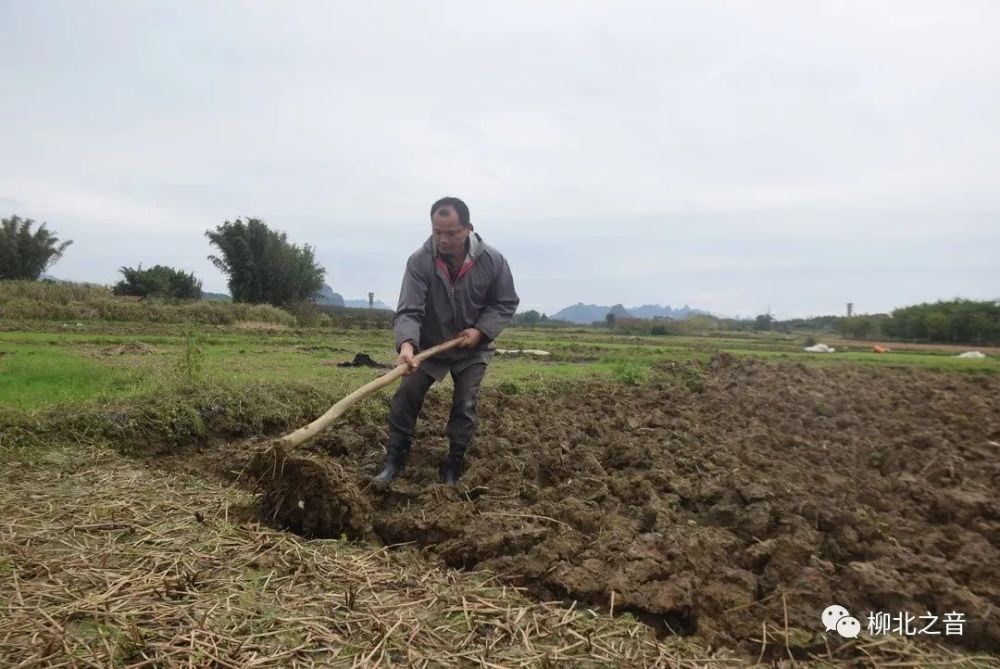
[246,355,1000,652]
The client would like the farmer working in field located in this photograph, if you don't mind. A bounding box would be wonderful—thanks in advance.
[373,197,520,490]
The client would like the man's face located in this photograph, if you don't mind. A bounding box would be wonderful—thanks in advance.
[431,207,470,257]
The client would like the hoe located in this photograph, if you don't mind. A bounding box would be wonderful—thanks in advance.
[244,337,464,539]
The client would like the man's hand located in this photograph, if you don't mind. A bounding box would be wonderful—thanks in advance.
[458,328,483,349]
[397,342,419,375]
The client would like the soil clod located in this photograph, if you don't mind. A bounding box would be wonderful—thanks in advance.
[241,356,1000,652]
[337,352,391,369]
[245,442,374,539]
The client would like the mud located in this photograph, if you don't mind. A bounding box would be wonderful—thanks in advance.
[244,355,1000,652]
[335,353,392,369]
[244,443,373,540]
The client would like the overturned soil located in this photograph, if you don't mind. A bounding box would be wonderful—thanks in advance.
[234,355,999,653]
[244,442,373,541]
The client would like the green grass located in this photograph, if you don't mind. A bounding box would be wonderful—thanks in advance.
[0,345,147,409]
[0,322,995,464]
[0,325,996,417]
[0,323,1000,440]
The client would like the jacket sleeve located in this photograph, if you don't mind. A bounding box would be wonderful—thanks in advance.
[474,255,520,341]
[393,255,429,352]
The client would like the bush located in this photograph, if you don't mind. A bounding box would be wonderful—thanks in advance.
[286,301,324,327]
[0,279,107,304]
[317,305,394,330]
[612,361,647,386]
[113,265,202,300]
[0,280,296,326]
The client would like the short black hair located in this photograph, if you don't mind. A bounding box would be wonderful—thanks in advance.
[430,197,471,228]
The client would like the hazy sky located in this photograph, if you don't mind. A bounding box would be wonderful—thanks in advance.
[2,1,997,318]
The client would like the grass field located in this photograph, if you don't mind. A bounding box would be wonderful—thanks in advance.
[2,325,997,413]
[2,321,996,463]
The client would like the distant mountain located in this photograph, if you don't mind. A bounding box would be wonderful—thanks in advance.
[344,298,392,310]
[628,304,704,320]
[551,303,620,324]
[315,284,345,307]
[551,302,708,324]
[202,292,231,302]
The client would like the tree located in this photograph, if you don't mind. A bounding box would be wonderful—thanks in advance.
[517,309,542,326]
[924,311,950,342]
[605,312,616,328]
[883,299,998,344]
[205,218,325,306]
[837,315,876,340]
[113,264,202,299]
[0,215,73,280]
[970,312,994,345]
[686,314,719,332]
[754,313,774,331]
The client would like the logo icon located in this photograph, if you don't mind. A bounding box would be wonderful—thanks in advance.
[837,616,861,638]
[822,604,861,638]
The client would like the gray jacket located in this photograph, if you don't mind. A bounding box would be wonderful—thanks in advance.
[393,232,519,380]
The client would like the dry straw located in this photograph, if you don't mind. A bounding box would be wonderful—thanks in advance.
[0,448,735,668]
[1,446,994,668]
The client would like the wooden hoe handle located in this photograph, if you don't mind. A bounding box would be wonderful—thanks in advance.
[278,336,465,448]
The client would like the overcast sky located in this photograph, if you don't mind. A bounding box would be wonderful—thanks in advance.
[2,1,997,318]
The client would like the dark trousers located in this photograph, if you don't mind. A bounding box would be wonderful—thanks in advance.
[387,363,487,447]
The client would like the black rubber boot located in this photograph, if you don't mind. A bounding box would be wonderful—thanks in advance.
[372,435,411,491]
[439,442,468,487]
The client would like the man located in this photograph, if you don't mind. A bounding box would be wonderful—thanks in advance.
[372,197,519,490]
